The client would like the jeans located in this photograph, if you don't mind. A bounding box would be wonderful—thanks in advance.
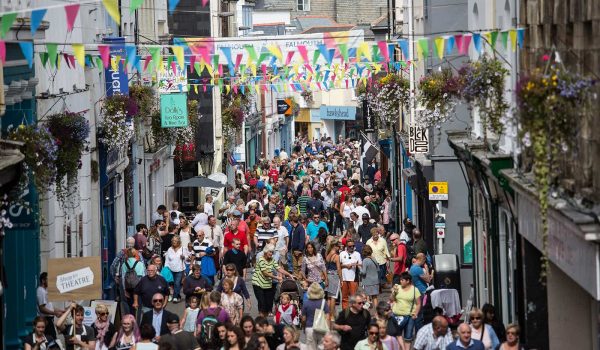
[378,264,388,283]
[172,270,184,298]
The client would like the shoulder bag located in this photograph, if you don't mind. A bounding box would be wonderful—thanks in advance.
[313,299,330,333]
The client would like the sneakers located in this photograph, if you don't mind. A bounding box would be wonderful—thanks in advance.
[168,295,173,302]
[172,297,180,304]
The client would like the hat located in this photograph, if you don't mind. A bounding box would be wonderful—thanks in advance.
[232,210,242,217]
[362,213,370,219]
[307,282,325,300]
[166,313,180,324]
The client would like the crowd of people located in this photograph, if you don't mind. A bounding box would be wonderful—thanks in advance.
[32,135,525,350]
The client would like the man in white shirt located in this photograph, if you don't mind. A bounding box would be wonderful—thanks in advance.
[204,194,214,216]
[413,316,454,350]
[170,201,183,226]
[339,239,361,309]
[191,204,208,233]
[37,272,63,338]
[272,216,289,253]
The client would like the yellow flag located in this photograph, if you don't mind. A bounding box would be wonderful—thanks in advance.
[254,84,260,95]
[111,55,119,71]
[72,44,85,68]
[416,41,423,60]
[225,85,231,94]
[372,63,382,74]
[434,37,445,60]
[509,29,517,52]
[172,46,185,69]
[194,85,198,94]
[102,0,120,25]
[283,83,288,92]
[250,63,257,77]
[267,44,283,62]
[206,64,214,77]
[357,42,372,61]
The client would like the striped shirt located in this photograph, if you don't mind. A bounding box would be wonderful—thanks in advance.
[192,238,212,266]
[297,195,311,215]
[256,226,278,251]
[252,257,279,289]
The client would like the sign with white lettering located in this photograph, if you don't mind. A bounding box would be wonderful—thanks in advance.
[47,257,102,301]
[320,106,357,121]
[362,100,376,132]
[409,125,429,154]
[160,93,189,128]
[429,182,449,200]
[103,37,128,97]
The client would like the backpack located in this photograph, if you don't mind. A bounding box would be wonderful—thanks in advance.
[402,242,415,268]
[200,307,221,345]
[124,260,141,291]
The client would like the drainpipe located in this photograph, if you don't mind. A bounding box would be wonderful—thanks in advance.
[0,61,5,116]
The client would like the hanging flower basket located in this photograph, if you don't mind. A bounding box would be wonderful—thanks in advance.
[99,95,135,151]
[417,68,461,127]
[301,90,314,105]
[222,94,252,152]
[514,64,595,282]
[458,55,509,139]
[7,125,58,191]
[367,73,410,127]
[47,111,90,201]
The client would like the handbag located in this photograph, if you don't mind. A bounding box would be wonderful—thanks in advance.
[161,266,174,283]
[393,286,416,329]
[313,299,330,333]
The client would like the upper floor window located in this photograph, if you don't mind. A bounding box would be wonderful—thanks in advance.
[298,0,310,11]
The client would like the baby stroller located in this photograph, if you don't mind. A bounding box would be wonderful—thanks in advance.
[274,278,304,326]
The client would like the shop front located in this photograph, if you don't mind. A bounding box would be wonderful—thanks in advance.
[319,105,356,141]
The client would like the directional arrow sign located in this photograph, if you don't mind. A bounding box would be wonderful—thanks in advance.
[277,98,293,116]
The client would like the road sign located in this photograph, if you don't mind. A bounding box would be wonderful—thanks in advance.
[277,98,293,115]
[429,181,448,200]
[436,228,446,239]
[160,93,188,128]
[435,214,446,228]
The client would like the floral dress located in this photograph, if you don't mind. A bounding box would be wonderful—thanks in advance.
[221,292,244,325]
[301,254,326,285]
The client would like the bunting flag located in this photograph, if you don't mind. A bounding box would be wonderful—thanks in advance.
[398,39,409,59]
[30,9,47,35]
[1,13,17,38]
[517,28,525,48]
[64,4,80,32]
[446,36,455,55]
[168,0,181,14]
[417,38,429,60]
[377,41,389,62]
[98,45,111,68]
[267,44,283,62]
[454,34,464,55]
[130,0,144,13]
[0,40,5,64]
[202,0,209,7]
[509,29,517,51]
[72,44,85,67]
[39,52,49,67]
[472,33,482,54]
[102,0,121,25]
[172,45,185,68]
[500,31,509,50]
[18,41,33,68]
[433,37,445,60]
[297,45,309,63]
[490,31,499,49]
[47,43,58,68]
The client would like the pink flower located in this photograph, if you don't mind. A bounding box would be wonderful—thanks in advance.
[542,54,550,62]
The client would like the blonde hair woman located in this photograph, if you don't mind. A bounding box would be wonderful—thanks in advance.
[165,235,188,303]
[469,307,500,350]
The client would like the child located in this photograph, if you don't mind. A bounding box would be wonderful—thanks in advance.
[377,320,399,350]
[181,296,200,333]
[275,293,299,326]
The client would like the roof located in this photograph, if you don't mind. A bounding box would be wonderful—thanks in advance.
[371,14,389,28]
[253,23,286,35]
[292,16,338,32]
[301,25,355,34]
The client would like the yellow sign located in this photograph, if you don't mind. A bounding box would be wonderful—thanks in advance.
[428,181,448,200]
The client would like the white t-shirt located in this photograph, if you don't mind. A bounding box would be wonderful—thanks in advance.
[37,286,54,317]
[191,212,208,233]
[170,210,183,225]
[204,202,214,216]
[275,226,289,252]
[340,250,362,282]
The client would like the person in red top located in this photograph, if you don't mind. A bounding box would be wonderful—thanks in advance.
[388,233,408,285]
[338,180,351,203]
[224,214,250,254]
[268,164,279,183]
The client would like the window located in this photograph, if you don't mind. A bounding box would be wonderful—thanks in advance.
[298,0,310,11]
[242,5,253,29]
[459,222,473,266]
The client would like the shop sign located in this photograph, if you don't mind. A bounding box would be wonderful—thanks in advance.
[409,124,429,154]
[48,257,102,301]
[160,93,188,127]
[429,181,448,200]
[320,106,356,120]
[277,99,293,115]
[103,37,128,97]
[157,61,188,93]
[362,100,376,132]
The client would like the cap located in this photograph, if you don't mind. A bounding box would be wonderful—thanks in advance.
[232,210,242,217]
[362,213,370,219]
[166,313,180,324]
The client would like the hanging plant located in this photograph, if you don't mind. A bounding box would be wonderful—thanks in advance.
[301,90,314,105]
[459,55,509,140]
[129,85,156,121]
[369,73,410,126]
[47,112,90,202]
[7,125,58,192]
[515,64,595,282]
[99,95,135,151]
[222,94,251,152]
[417,68,461,127]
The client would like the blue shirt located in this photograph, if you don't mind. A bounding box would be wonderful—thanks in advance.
[306,221,328,241]
[446,338,485,350]
[409,264,427,294]
[152,309,163,338]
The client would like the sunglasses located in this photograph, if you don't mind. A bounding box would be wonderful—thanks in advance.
[471,317,481,320]
[369,332,379,335]
[226,268,235,272]
[96,312,108,316]
[153,299,164,303]
[355,301,364,305]
[506,331,519,335]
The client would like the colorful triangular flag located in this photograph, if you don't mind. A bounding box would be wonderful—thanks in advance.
[30,9,47,36]
[102,0,121,25]
[64,4,80,32]
[1,13,18,38]
[18,41,34,68]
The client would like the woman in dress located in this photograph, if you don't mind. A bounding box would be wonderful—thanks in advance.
[164,235,188,303]
[469,307,500,350]
[360,245,380,309]
[178,217,193,252]
[24,316,57,350]
[324,239,342,322]
[224,325,246,350]
[216,263,251,309]
[91,304,116,350]
[301,242,327,288]
[130,324,157,350]
[108,314,140,350]
[220,278,244,325]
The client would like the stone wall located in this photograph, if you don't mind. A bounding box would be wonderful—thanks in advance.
[262,0,387,25]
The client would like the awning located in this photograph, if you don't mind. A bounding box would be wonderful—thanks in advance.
[171,176,225,188]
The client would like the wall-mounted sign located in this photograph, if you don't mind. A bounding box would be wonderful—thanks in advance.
[160,93,188,128]
[48,257,102,301]
[277,99,293,115]
[429,181,449,200]
[103,37,128,97]
[157,61,188,93]
[409,124,429,154]
[362,100,376,132]
[320,106,356,121]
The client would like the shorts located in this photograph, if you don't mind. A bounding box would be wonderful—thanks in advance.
[388,314,417,341]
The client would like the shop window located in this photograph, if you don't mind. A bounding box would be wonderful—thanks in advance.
[459,222,473,266]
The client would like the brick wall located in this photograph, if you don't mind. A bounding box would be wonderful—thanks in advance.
[263,0,387,25]
[519,0,600,201]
